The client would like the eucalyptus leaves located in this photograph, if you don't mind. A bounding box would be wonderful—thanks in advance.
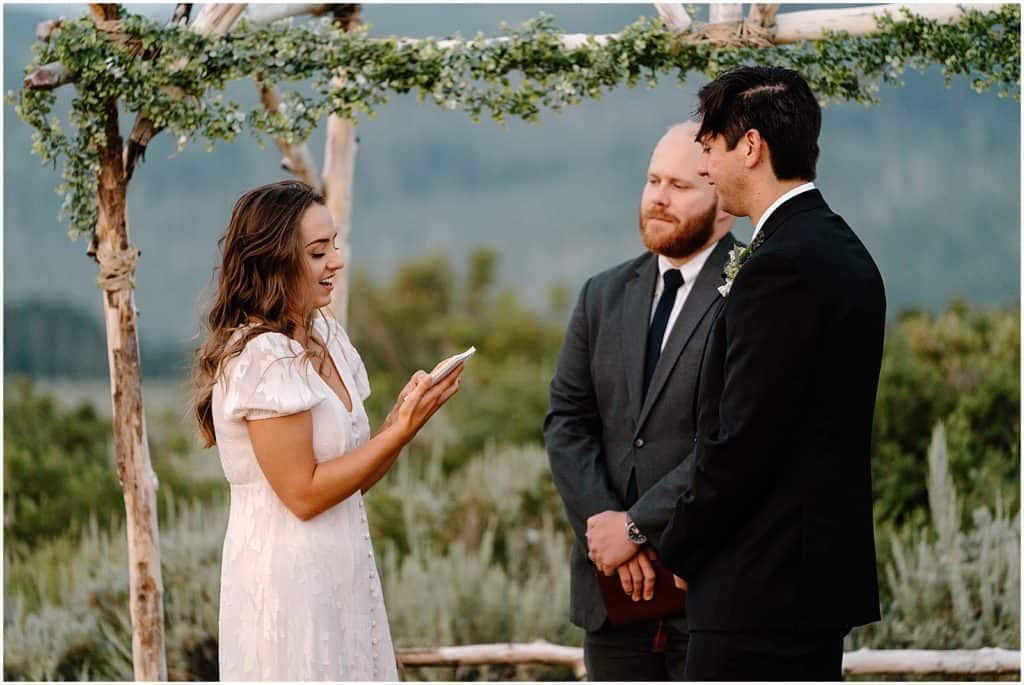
[10,5,1020,240]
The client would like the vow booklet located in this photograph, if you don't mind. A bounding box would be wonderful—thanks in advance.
[430,346,476,386]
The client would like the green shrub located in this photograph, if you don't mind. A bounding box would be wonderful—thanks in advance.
[850,423,1020,651]
[4,499,225,681]
[872,301,1019,525]
[4,445,581,681]
[3,380,225,553]
[4,379,125,548]
[350,247,564,468]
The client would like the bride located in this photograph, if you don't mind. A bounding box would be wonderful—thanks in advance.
[191,180,463,680]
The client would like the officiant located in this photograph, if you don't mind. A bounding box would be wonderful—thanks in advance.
[544,122,736,680]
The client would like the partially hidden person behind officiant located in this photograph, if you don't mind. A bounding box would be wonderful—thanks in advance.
[544,122,737,680]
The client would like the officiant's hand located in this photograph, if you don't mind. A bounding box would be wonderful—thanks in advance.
[586,510,637,576]
[672,574,688,591]
[616,547,658,601]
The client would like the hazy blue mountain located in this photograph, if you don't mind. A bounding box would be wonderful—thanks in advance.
[4,4,1020,374]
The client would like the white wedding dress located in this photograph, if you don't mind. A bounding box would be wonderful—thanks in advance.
[212,316,397,681]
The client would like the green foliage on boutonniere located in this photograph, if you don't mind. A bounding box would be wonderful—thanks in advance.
[719,242,754,298]
[719,220,775,298]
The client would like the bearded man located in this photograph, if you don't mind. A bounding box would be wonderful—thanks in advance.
[545,121,736,680]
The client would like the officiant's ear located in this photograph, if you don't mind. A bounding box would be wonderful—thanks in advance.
[742,128,767,170]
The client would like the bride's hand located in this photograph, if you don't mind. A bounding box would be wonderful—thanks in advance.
[382,354,464,431]
[387,363,463,442]
[381,372,424,431]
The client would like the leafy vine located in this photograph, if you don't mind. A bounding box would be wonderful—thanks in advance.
[9,5,1020,239]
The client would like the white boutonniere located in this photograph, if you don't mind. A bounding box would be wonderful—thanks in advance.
[718,232,767,298]
[718,244,752,298]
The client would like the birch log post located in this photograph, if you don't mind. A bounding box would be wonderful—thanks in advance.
[87,3,167,678]
[323,4,362,327]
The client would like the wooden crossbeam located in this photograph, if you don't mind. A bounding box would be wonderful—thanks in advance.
[394,643,1022,679]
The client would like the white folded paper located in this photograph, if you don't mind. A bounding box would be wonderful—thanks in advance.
[430,346,476,386]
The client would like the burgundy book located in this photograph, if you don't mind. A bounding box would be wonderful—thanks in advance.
[595,558,687,626]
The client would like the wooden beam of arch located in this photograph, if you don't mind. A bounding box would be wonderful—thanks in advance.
[24,3,1009,92]
[771,3,1004,44]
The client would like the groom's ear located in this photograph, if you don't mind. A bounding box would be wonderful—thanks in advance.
[742,128,767,170]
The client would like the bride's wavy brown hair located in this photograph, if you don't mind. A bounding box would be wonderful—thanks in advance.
[192,180,327,447]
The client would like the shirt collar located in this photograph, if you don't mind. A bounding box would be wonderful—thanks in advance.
[656,240,716,287]
[752,182,816,241]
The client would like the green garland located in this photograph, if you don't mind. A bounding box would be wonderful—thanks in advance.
[9,5,1021,240]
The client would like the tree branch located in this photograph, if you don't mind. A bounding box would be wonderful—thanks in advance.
[654,4,692,33]
[23,61,74,90]
[748,3,780,28]
[772,3,1004,45]
[191,3,247,37]
[245,4,332,24]
[709,4,743,23]
[255,74,323,191]
[122,3,247,183]
[19,3,1011,99]
[36,18,64,41]
[171,3,192,28]
[89,4,120,23]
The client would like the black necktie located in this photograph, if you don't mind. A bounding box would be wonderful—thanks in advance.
[643,269,684,398]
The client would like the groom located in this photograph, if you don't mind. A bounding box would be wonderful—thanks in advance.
[585,66,886,680]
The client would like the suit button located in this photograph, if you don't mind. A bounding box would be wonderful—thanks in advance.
[683,489,695,503]
[634,438,645,448]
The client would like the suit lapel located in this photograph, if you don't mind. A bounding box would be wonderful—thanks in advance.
[636,234,736,430]
[621,254,657,421]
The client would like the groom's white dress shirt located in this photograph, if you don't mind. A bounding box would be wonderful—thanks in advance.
[650,242,716,352]
[751,182,817,242]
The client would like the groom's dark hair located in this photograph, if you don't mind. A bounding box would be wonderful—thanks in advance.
[695,66,821,181]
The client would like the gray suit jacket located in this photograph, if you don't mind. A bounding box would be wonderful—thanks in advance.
[544,234,736,631]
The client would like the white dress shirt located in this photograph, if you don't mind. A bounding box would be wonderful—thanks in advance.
[751,182,817,242]
[649,242,716,352]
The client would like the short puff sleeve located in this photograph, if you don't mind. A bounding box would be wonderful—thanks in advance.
[222,332,325,421]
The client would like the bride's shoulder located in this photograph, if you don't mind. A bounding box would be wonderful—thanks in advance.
[219,326,302,383]
[232,325,299,358]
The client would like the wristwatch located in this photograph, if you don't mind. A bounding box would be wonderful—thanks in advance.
[625,516,648,545]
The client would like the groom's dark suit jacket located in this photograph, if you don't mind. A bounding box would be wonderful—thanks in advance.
[545,234,736,631]
[657,189,885,633]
